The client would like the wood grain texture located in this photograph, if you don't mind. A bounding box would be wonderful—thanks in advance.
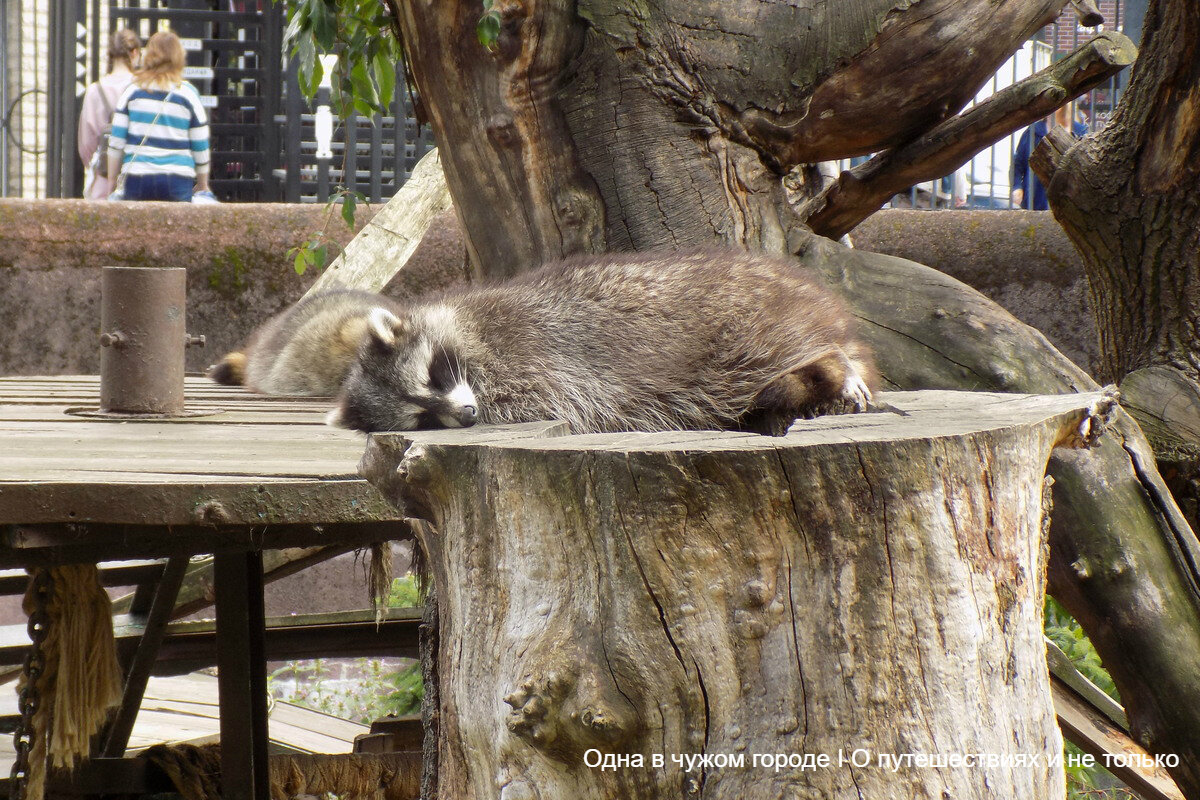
[0,376,396,528]
[363,390,1106,800]
[304,148,455,297]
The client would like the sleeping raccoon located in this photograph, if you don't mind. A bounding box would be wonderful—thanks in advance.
[327,249,876,436]
[208,290,403,396]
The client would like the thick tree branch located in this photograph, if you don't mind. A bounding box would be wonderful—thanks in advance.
[799,31,1136,240]
[302,148,453,297]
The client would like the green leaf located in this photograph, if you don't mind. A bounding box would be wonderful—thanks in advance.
[312,244,328,270]
[477,11,501,50]
[350,56,380,113]
[374,47,396,111]
[341,192,357,227]
[293,248,309,276]
[310,0,336,51]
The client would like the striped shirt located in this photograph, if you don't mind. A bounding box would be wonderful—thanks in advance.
[109,81,210,179]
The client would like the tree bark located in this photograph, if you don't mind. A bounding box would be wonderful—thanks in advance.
[1037,0,1200,389]
[800,32,1136,240]
[375,0,1200,794]
[796,234,1200,796]
[1033,0,1200,544]
[393,0,1069,276]
[362,391,1111,800]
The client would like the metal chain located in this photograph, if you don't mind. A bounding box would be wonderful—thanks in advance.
[9,570,53,800]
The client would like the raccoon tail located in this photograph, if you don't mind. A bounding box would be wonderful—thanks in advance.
[207,352,248,386]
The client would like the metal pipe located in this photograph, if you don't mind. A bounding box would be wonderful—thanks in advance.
[99,266,187,415]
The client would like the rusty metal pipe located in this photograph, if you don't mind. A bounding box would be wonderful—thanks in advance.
[99,266,187,415]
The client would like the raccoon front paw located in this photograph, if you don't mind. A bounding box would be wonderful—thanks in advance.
[840,370,872,413]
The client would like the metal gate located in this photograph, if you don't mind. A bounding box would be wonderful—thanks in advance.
[3,0,429,202]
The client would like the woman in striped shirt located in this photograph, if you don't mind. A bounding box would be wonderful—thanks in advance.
[106,30,211,202]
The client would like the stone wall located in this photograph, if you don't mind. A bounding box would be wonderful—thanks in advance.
[0,200,1097,378]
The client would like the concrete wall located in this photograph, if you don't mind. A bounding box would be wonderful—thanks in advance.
[0,200,1098,378]
[0,199,468,375]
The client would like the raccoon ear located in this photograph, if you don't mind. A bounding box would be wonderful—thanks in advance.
[366,307,407,350]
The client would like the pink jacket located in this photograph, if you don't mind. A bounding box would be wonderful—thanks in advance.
[79,72,134,200]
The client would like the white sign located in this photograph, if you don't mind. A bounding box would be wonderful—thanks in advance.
[180,38,202,51]
[183,66,214,80]
[200,95,218,108]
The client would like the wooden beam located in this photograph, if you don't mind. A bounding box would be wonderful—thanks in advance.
[0,521,410,568]
[102,557,190,758]
[1052,676,1185,800]
[303,147,453,297]
[0,608,420,670]
[214,550,270,800]
[0,561,166,595]
[110,546,350,618]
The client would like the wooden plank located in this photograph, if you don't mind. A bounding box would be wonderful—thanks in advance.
[0,522,407,567]
[1052,675,1185,800]
[103,558,190,758]
[0,559,165,594]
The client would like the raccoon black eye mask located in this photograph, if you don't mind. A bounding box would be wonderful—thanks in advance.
[327,248,876,437]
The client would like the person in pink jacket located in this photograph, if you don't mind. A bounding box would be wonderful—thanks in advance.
[78,29,141,200]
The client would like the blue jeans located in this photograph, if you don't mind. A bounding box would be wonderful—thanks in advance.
[123,173,194,202]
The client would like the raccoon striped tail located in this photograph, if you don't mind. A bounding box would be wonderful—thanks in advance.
[207,352,248,386]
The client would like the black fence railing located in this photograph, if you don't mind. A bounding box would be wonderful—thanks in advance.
[6,0,430,202]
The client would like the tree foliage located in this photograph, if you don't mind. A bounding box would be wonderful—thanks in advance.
[281,0,404,117]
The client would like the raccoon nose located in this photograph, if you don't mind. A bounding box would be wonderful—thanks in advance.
[458,405,478,427]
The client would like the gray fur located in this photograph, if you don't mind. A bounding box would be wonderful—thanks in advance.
[209,290,403,396]
[330,249,876,435]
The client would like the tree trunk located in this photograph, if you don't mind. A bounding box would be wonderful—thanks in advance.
[1033,0,1200,508]
[375,0,1200,794]
[362,391,1112,800]
[1039,0,1200,390]
[1035,0,1200,546]
[798,232,1200,796]
[1030,4,1200,787]
[391,0,1068,277]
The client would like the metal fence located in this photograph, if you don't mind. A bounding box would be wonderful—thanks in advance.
[1,0,431,202]
[1,0,53,199]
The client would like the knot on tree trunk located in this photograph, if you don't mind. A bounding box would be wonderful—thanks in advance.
[504,649,640,758]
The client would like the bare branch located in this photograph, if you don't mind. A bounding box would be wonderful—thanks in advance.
[798,31,1136,241]
[1069,0,1105,27]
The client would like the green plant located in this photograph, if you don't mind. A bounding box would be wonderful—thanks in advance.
[1045,596,1120,702]
[387,573,423,607]
[267,574,426,723]
[282,0,402,119]
[1044,597,1134,800]
[269,655,422,723]
[286,187,367,275]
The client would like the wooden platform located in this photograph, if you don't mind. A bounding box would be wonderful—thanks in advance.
[0,375,405,564]
[0,672,369,769]
[0,375,417,800]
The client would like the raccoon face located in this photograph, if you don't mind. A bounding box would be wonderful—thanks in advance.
[327,307,479,433]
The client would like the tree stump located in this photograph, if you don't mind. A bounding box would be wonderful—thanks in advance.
[360,390,1114,800]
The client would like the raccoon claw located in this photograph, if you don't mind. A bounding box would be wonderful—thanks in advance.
[841,372,872,413]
